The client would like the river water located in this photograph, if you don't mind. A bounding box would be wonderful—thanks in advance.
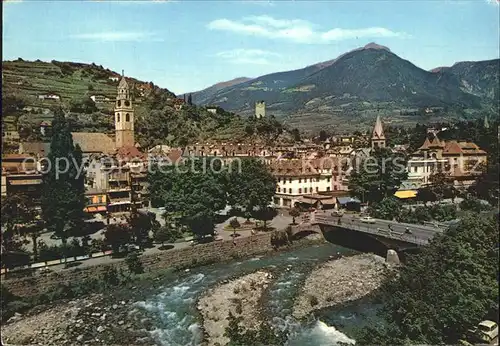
[134,243,379,345]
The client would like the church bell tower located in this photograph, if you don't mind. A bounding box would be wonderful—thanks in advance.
[114,70,134,149]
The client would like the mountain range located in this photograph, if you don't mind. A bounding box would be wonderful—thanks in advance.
[188,43,499,131]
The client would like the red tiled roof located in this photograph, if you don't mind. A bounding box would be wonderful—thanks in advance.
[418,137,431,150]
[115,145,145,160]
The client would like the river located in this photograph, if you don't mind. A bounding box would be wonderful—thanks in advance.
[134,243,380,345]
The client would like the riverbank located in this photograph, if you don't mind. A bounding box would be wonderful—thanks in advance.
[293,253,387,319]
[198,270,273,346]
[1,293,155,345]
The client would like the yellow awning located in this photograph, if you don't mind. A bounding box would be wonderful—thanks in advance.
[394,190,417,199]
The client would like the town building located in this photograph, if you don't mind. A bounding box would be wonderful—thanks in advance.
[269,158,338,208]
[255,101,265,119]
[84,188,107,215]
[38,93,60,101]
[206,106,218,114]
[2,131,20,142]
[1,154,42,203]
[90,95,110,103]
[405,134,487,189]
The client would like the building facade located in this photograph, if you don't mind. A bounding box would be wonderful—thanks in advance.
[405,134,487,189]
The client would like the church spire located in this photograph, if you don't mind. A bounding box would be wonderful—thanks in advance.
[484,114,490,129]
[371,115,386,149]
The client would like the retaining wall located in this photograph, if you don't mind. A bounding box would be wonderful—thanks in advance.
[3,233,275,297]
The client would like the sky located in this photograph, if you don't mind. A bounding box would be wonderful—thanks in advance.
[3,0,500,95]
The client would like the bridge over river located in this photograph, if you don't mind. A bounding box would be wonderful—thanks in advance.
[291,211,446,256]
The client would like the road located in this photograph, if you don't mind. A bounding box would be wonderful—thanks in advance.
[312,211,443,245]
[18,213,294,274]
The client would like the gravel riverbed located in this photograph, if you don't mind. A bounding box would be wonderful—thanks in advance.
[293,253,387,319]
[197,270,273,346]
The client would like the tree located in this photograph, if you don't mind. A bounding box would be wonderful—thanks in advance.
[69,96,98,114]
[459,196,490,213]
[416,186,437,205]
[128,210,152,249]
[154,224,180,247]
[21,220,44,261]
[187,93,193,105]
[368,197,402,221]
[125,251,144,274]
[104,223,131,254]
[290,128,301,142]
[289,208,300,225]
[1,195,35,254]
[348,148,408,204]
[428,172,456,201]
[41,110,86,264]
[255,207,276,231]
[318,130,328,142]
[148,158,227,238]
[226,158,277,219]
[357,213,499,345]
[229,218,241,238]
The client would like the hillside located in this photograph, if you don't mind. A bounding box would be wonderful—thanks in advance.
[186,77,252,105]
[1,59,288,148]
[194,44,498,132]
[434,59,499,104]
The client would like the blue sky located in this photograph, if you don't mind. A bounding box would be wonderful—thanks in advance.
[3,0,499,95]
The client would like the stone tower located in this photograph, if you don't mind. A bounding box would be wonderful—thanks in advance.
[114,71,134,149]
[371,115,386,149]
[255,101,266,119]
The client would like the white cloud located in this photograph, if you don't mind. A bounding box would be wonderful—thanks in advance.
[215,48,280,65]
[207,15,408,44]
[72,31,163,42]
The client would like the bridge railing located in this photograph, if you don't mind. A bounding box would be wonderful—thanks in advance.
[313,216,429,246]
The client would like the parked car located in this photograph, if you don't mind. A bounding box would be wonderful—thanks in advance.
[470,320,498,343]
[360,216,376,224]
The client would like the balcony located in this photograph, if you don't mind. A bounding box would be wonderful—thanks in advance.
[108,186,130,192]
[108,197,131,205]
[108,173,129,182]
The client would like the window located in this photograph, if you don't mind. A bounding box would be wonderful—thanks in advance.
[334,186,338,191]
[277,178,281,183]
[309,187,313,193]
[289,178,292,183]
[310,178,313,183]
[299,178,302,183]
[125,113,130,122]
[316,177,320,182]
[277,187,281,192]
[125,100,130,107]
[117,113,120,122]
[298,188,302,194]
[117,100,121,107]
[289,188,292,194]
[327,178,331,182]
[327,187,331,191]
[315,187,319,192]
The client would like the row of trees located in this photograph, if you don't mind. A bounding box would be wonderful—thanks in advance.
[148,158,277,238]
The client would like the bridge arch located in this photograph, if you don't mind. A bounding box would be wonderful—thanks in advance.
[320,225,391,257]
